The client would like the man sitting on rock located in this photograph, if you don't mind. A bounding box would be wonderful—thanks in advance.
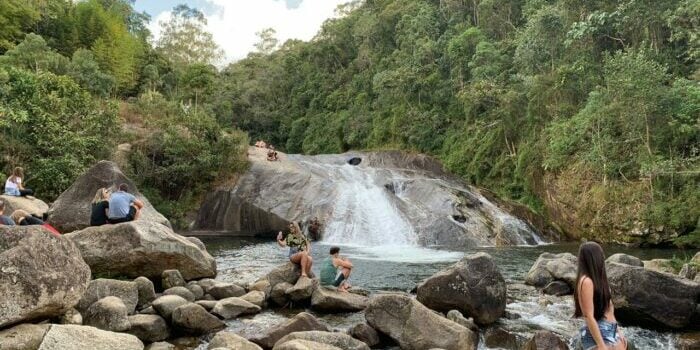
[107,183,144,224]
[320,246,353,292]
[0,200,16,226]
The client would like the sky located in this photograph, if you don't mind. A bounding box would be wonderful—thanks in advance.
[134,0,348,63]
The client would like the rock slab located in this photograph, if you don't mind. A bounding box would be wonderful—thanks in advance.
[250,312,328,349]
[37,324,144,350]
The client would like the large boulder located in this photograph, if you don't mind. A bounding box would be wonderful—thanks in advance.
[83,296,131,332]
[171,303,225,335]
[310,287,368,313]
[211,297,261,319]
[349,323,380,348]
[240,291,266,307]
[208,331,262,350]
[0,195,49,218]
[76,279,139,315]
[250,312,329,349]
[365,293,478,350]
[285,276,316,302]
[134,277,157,309]
[152,295,189,321]
[0,226,91,328]
[127,314,170,343]
[163,287,196,302]
[0,323,51,350]
[523,330,568,350]
[64,221,216,280]
[271,282,293,306]
[47,160,170,232]
[607,262,700,329]
[275,331,370,350]
[206,282,246,299]
[37,324,144,350]
[606,253,643,267]
[643,259,677,275]
[525,253,577,288]
[416,252,506,324]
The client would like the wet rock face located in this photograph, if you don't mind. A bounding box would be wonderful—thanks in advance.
[194,148,549,247]
[0,226,91,328]
[525,253,577,288]
[47,160,170,232]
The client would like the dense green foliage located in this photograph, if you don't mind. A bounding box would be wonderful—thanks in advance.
[211,0,699,245]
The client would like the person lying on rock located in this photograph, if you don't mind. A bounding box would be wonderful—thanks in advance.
[574,241,628,350]
[277,221,312,278]
[4,167,34,197]
[320,246,353,292]
[90,187,111,226]
[9,208,61,236]
[0,200,16,226]
[107,183,144,224]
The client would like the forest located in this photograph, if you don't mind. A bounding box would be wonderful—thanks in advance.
[0,0,698,245]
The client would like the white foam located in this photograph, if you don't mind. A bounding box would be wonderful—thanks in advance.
[316,243,464,263]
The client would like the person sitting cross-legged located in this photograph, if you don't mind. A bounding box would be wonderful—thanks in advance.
[320,246,353,292]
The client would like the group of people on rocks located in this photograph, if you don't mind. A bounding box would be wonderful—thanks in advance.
[90,183,143,226]
[1,167,59,235]
[255,140,279,161]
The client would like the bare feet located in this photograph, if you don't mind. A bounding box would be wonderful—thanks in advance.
[301,273,308,278]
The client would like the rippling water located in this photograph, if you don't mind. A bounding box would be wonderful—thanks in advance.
[199,236,690,350]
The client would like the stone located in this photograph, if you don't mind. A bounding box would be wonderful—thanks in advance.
[693,252,700,265]
[171,303,225,335]
[285,276,316,302]
[275,331,370,350]
[643,259,677,274]
[64,221,216,280]
[0,323,51,350]
[416,252,506,324]
[206,282,246,300]
[606,253,643,267]
[250,312,329,349]
[197,278,218,290]
[59,308,82,325]
[542,280,573,296]
[47,160,170,232]
[679,264,698,280]
[76,279,139,315]
[145,342,175,350]
[271,282,293,306]
[525,252,577,288]
[349,323,380,348]
[208,331,263,350]
[140,306,157,315]
[523,330,569,350]
[273,340,342,350]
[676,331,700,350]
[240,290,266,307]
[152,295,189,321]
[446,310,479,333]
[608,262,700,329]
[365,293,478,350]
[163,286,196,302]
[127,314,170,343]
[483,327,520,350]
[310,287,368,313]
[195,300,218,311]
[186,236,207,251]
[83,296,131,332]
[134,277,157,309]
[185,282,205,300]
[0,195,49,218]
[162,270,186,289]
[211,297,261,319]
[263,263,304,290]
[0,226,91,328]
[37,324,144,350]
[248,279,272,296]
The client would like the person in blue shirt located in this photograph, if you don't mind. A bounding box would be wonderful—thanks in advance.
[0,200,16,226]
[107,183,144,224]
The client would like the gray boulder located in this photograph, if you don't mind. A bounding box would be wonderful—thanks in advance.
[208,331,262,350]
[127,314,170,343]
[152,295,189,321]
[195,300,218,311]
[523,330,569,350]
[0,195,49,218]
[206,282,246,300]
[59,308,83,325]
[606,253,643,267]
[37,324,144,350]
[679,264,698,280]
[0,323,51,350]
[542,280,572,296]
[365,293,477,350]
[211,297,261,319]
[483,327,522,349]
[273,340,342,350]
[240,290,266,307]
[285,276,316,302]
[608,262,700,328]
[47,160,170,232]
[162,270,186,289]
[525,252,577,288]
[171,303,225,335]
[83,296,131,332]
[271,282,293,306]
[76,279,139,315]
[145,342,175,350]
[0,226,91,328]
[275,331,370,350]
[65,221,216,280]
[163,286,196,302]
[446,310,479,333]
[134,277,157,309]
[311,287,368,313]
[416,252,506,324]
[349,323,380,348]
[186,282,205,300]
[643,259,677,274]
[251,312,328,349]
[248,279,272,297]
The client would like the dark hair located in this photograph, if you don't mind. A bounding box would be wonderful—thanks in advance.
[119,183,129,192]
[329,246,340,255]
[573,241,611,320]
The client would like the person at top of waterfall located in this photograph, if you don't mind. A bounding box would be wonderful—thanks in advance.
[277,221,312,278]
[90,187,111,226]
[0,200,15,226]
[574,242,627,350]
[107,183,143,224]
[320,246,353,292]
[267,145,279,161]
[308,217,321,240]
[5,167,34,197]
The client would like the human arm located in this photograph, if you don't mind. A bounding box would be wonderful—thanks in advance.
[277,232,287,247]
[335,257,353,269]
[580,278,609,349]
[132,198,144,209]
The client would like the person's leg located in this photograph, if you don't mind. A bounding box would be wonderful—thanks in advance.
[131,205,141,220]
[305,254,313,276]
[339,267,352,291]
[19,188,33,196]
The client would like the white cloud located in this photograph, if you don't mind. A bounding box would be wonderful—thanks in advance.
[148,0,349,63]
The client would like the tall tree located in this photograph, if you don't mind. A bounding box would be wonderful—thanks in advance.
[156,4,224,66]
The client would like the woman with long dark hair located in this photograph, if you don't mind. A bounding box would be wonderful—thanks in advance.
[574,242,627,350]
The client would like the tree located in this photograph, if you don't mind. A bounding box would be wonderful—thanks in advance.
[254,28,279,55]
[1,33,68,74]
[0,0,39,52]
[156,4,224,66]
[68,48,115,97]
[180,63,216,114]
